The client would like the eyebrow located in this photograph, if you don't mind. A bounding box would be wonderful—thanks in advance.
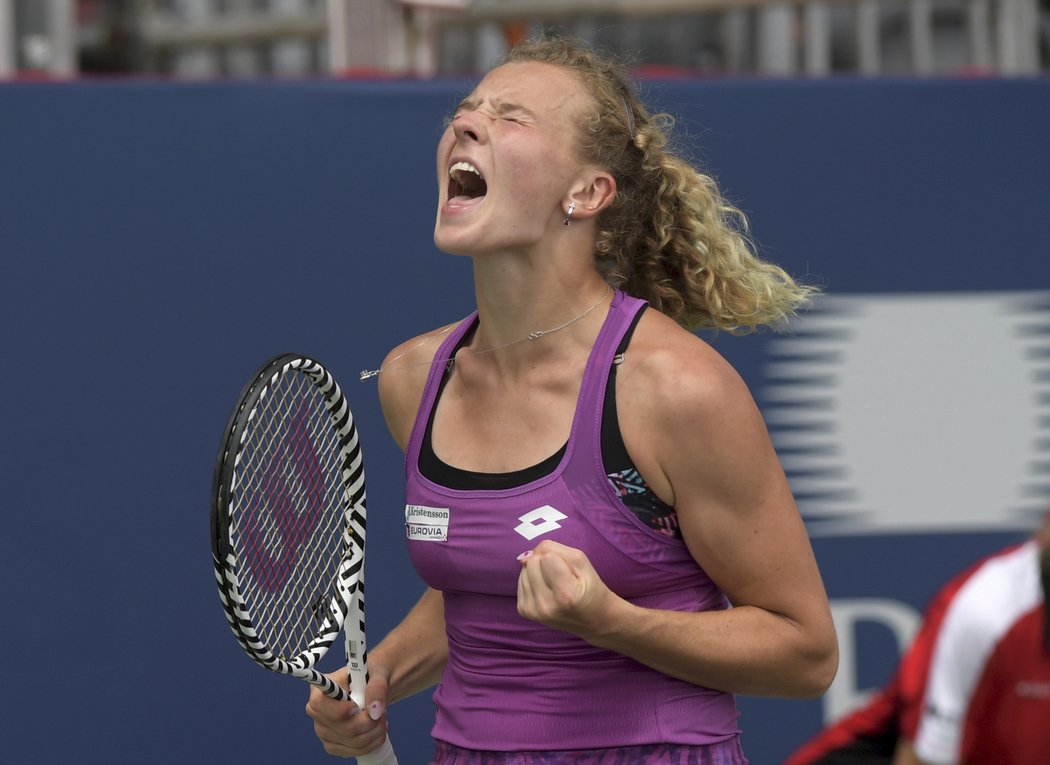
[455,96,536,120]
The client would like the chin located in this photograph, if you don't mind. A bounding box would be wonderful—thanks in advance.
[432,229,476,258]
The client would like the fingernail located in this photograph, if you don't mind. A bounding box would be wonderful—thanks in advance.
[368,701,383,720]
[516,550,533,562]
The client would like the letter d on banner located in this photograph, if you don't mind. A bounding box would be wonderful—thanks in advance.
[825,599,921,722]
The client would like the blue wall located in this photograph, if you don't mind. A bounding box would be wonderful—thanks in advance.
[2,76,1048,764]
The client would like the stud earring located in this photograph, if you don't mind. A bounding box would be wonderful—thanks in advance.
[563,202,576,226]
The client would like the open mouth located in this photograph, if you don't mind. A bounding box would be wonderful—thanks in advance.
[448,161,487,201]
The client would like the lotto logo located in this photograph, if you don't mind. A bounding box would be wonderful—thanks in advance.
[514,505,567,541]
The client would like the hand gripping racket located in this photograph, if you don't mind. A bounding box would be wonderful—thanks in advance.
[212,353,397,764]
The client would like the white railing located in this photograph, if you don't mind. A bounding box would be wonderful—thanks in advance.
[0,0,76,78]
[454,0,1043,76]
[138,0,327,78]
[0,0,1043,79]
[0,0,13,77]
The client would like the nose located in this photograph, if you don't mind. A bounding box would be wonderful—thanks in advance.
[452,111,484,144]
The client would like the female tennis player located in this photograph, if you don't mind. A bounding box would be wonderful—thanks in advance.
[306,36,839,764]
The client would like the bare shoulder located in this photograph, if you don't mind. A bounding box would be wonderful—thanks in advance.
[616,309,768,506]
[376,322,458,451]
[618,309,755,419]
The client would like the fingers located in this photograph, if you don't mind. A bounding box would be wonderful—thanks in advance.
[523,551,577,605]
[519,538,584,583]
[305,674,389,759]
[364,667,391,722]
[516,541,596,630]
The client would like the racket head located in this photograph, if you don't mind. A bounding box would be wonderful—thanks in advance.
[211,353,367,693]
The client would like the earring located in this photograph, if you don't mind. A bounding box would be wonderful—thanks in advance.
[563,202,576,226]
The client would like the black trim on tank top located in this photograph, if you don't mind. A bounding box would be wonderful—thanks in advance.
[418,306,660,501]
[599,309,644,475]
[419,389,567,490]
[417,320,566,490]
[601,309,682,539]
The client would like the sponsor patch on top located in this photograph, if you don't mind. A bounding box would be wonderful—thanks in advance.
[405,504,449,542]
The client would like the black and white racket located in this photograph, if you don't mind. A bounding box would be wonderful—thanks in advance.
[211,353,397,764]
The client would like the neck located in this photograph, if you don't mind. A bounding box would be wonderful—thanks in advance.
[470,239,608,334]
[472,271,610,352]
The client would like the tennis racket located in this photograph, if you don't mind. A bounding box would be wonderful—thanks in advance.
[211,353,397,764]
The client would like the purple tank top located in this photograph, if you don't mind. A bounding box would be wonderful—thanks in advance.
[404,290,741,751]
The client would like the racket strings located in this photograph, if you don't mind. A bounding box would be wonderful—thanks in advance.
[230,370,346,658]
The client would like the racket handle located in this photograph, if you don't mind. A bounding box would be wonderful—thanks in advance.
[357,735,398,765]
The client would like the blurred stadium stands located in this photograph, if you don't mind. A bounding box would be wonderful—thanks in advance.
[1,0,1047,80]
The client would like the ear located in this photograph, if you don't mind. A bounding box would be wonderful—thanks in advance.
[566,170,617,221]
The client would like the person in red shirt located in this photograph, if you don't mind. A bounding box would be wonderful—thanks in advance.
[785,510,1050,765]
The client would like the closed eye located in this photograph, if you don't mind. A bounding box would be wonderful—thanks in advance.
[496,104,533,124]
[448,96,534,126]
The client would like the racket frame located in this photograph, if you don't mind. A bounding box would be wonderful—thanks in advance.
[211,353,368,703]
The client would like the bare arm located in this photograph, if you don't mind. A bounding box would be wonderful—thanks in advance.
[369,586,449,704]
[369,329,452,700]
[306,588,447,758]
[306,332,449,757]
[516,313,838,697]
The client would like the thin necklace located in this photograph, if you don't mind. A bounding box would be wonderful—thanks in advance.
[360,284,611,381]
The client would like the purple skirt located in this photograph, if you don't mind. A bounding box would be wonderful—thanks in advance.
[431,739,749,765]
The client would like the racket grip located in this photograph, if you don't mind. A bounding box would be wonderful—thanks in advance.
[357,735,398,765]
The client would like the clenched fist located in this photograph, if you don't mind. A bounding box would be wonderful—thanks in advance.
[515,540,619,640]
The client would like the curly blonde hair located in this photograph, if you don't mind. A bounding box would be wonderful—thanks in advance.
[504,36,818,333]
